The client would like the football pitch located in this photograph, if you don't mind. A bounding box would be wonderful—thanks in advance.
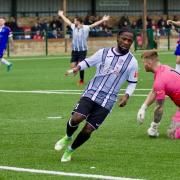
[0,52,180,180]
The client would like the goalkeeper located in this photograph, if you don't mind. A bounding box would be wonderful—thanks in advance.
[137,50,180,139]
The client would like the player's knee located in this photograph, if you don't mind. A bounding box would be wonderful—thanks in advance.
[71,112,86,125]
[81,123,95,135]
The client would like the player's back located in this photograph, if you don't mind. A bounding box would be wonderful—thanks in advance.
[155,65,180,106]
[0,26,11,48]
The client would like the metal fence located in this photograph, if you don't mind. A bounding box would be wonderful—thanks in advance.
[5,29,178,57]
[1,0,180,17]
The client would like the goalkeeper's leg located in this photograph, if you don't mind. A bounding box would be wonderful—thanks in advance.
[168,109,180,139]
[167,121,180,139]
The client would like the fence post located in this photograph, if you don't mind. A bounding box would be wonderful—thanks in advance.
[134,29,137,51]
[7,37,10,57]
[167,28,170,51]
[45,31,48,56]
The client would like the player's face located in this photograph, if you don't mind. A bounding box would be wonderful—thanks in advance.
[0,18,5,26]
[74,19,81,26]
[142,59,152,72]
[117,32,133,52]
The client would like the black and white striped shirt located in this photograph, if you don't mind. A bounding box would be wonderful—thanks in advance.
[78,47,138,110]
[71,24,90,51]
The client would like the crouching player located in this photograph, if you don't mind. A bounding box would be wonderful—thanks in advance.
[0,18,13,71]
[137,50,180,139]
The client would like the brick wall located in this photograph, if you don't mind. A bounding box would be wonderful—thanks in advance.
[9,36,177,57]
[10,37,117,56]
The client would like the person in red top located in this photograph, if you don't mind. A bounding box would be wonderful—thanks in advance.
[137,50,180,139]
[33,30,43,40]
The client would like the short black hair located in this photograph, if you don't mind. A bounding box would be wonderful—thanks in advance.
[118,27,134,36]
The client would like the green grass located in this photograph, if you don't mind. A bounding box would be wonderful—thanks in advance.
[0,52,180,180]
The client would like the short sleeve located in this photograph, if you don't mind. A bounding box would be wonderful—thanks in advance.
[70,24,75,30]
[127,57,138,83]
[153,79,166,100]
[83,25,90,32]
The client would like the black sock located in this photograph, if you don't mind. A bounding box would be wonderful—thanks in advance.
[71,131,90,150]
[66,120,78,137]
[79,70,84,81]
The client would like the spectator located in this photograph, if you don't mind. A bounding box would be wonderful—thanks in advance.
[33,30,43,40]
[136,16,143,29]
[50,16,62,30]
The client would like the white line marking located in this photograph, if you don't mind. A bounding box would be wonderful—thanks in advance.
[90,166,96,169]
[44,89,152,91]
[0,166,143,180]
[0,89,148,96]
[10,56,70,61]
[47,116,62,119]
[8,51,174,61]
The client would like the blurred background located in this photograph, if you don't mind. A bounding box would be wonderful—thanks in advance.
[0,0,179,56]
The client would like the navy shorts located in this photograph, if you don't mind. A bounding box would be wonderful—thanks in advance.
[174,44,180,56]
[71,50,87,63]
[72,97,110,129]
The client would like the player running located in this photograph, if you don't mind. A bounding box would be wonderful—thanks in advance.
[0,18,13,72]
[167,19,180,73]
[54,27,138,162]
[137,50,180,139]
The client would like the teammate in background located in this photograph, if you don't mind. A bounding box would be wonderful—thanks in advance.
[58,10,110,85]
[0,18,13,71]
[167,20,180,73]
[55,27,138,162]
[137,50,180,139]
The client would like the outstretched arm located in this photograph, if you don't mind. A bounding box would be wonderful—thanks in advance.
[65,49,104,76]
[58,10,72,26]
[137,90,156,124]
[89,15,110,28]
[65,65,81,76]
[167,20,180,26]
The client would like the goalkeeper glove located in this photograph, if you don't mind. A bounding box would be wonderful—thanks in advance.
[147,122,160,137]
[137,103,147,124]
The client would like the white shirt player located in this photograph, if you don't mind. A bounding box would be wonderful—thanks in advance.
[71,24,90,51]
[78,47,138,110]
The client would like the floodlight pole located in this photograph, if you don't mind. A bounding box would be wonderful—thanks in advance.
[143,0,147,48]
[63,0,67,52]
